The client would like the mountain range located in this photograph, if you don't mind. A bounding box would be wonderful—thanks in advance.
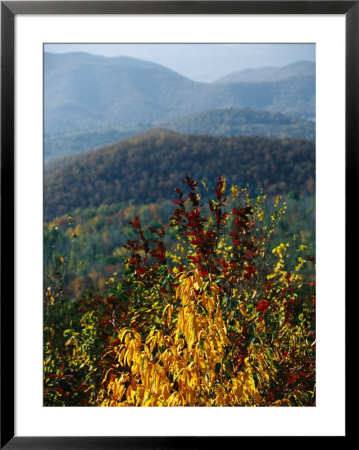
[45,53,315,139]
[45,44,315,82]
[215,60,315,84]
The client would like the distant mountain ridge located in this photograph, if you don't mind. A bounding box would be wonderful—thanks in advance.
[45,44,316,82]
[45,52,196,135]
[44,107,315,162]
[44,129,315,220]
[45,52,315,137]
[161,107,315,140]
[215,61,315,84]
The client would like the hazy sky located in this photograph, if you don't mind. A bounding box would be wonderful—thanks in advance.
[45,43,315,82]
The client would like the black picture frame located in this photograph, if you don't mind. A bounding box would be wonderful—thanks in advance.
[1,1,354,447]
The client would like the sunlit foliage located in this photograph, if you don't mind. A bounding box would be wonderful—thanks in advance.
[44,176,315,406]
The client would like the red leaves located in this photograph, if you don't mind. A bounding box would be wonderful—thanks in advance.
[129,216,140,229]
[286,373,298,385]
[188,254,201,264]
[256,299,269,321]
[183,174,198,192]
[170,176,262,281]
[214,177,226,201]
[256,300,269,312]
[136,266,147,276]
[244,264,257,280]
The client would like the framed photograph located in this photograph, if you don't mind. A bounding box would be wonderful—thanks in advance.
[1,1,353,447]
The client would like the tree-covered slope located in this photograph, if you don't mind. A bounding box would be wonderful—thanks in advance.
[44,126,142,162]
[44,129,315,220]
[44,107,315,162]
[161,107,315,140]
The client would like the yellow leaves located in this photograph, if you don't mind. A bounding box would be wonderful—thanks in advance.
[166,250,182,265]
[228,364,263,406]
[178,305,198,350]
[106,374,128,403]
[175,284,182,300]
[162,304,174,327]
[239,303,247,317]
[98,264,314,407]
[253,391,263,405]
[136,385,145,406]
[125,384,137,404]
[272,398,291,406]
[202,295,215,315]
[231,184,239,198]
[167,391,183,406]
[186,389,196,406]
[210,283,220,295]
[186,270,203,292]
[101,269,231,406]
[101,368,114,384]
[295,256,306,271]
[143,394,154,407]
[118,328,131,343]
[272,242,289,257]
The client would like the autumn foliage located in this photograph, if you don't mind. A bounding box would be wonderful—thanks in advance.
[44,175,315,406]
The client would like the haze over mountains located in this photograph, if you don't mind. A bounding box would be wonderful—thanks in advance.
[43,45,316,305]
[45,43,315,82]
[45,53,315,137]
[44,52,315,162]
[44,48,316,219]
[214,60,315,84]
[45,107,315,162]
[161,107,315,140]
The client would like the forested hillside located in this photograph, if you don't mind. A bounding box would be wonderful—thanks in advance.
[44,107,315,162]
[162,107,315,140]
[44,130,315,220]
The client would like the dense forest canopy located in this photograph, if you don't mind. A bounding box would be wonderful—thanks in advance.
[44,130,315,220]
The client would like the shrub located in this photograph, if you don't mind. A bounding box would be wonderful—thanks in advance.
[44,175,315,406]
